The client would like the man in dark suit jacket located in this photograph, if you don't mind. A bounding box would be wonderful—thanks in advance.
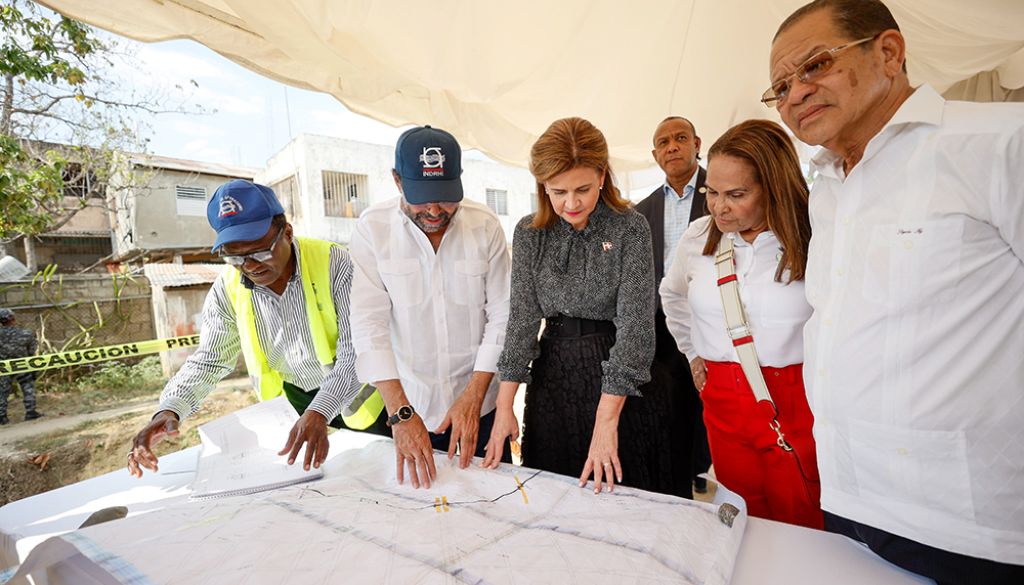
[634,116,711,497]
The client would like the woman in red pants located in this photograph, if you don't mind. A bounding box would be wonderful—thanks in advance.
[660,119,822,529]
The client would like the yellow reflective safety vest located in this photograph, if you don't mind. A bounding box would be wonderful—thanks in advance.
[222,236,383,429]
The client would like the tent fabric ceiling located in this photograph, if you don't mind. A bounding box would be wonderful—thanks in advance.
[37,0,1024,169]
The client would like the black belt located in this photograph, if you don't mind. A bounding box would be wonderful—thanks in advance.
[543,315,616,338]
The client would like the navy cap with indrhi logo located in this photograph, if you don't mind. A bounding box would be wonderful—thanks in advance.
[393,125,464,205]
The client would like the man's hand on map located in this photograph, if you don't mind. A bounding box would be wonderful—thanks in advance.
[482,406,519,469]
[393,415,437,489]
[278,410,329,471]
[127,410,180,478]
[434,373,488,468]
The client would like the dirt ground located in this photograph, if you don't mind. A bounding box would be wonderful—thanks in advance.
[0,386,257,507]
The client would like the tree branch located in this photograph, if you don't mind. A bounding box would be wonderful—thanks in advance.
[1,73,13,135]
[10,94,79,116]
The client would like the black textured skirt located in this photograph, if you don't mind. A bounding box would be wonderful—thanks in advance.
[521,318,686,496]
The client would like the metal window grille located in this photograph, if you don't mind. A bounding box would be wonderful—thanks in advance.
[322,171,368,218]
[486,188,508,216]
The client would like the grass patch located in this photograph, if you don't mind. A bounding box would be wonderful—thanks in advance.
[32,356,168,418]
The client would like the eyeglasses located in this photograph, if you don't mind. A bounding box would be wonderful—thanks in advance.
[762,35,878,108]
[219,227,284,266]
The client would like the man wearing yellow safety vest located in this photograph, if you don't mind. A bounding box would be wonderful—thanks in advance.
[127,180,385,478]
[349,126,512,489]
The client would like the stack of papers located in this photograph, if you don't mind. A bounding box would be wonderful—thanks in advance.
[190,397,323,500]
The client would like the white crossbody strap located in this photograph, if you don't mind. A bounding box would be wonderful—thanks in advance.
[715,236,792,451]
[714,237,777,408]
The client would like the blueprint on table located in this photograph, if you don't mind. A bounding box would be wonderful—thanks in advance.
[9,435,746,585]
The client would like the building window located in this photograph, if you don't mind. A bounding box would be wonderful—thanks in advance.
[322,171,368,218]
[174,185,208,217]
[269,175,299,218]
[486,188,508,216]
[63,163,102,199]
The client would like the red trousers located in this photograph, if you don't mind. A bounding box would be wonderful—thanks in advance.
[702,361,823,529]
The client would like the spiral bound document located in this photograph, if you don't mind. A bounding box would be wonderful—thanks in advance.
[190,397,323,500]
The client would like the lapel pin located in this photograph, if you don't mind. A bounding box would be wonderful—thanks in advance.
[602,241,614,252]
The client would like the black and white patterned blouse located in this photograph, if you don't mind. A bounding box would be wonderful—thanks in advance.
[497,200,655,396]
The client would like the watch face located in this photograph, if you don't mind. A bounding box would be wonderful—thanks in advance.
[398,405,413,420]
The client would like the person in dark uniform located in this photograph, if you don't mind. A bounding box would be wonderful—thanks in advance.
[634,116,712,497]
[0,308,43,425]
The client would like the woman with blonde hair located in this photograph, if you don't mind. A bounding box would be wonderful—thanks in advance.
[484,117,682,495]
[660,119,822,527]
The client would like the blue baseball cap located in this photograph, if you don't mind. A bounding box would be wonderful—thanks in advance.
[394,125,464,204]
[207,180,285,251]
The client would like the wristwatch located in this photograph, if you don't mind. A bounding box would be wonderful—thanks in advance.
[386,404,416,427]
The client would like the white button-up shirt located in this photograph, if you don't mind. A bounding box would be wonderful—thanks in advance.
[660,216,810,366]
[805,84,1024,563]
[349,198,511,430]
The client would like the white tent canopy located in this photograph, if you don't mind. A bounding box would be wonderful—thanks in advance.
[38,0,1024,169]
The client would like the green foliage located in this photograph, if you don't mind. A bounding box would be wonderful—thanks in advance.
[71,355,165,395]
[23,262,140,354]
[37,355,167,418]
[0,2,100,86]
[0,134,66,238]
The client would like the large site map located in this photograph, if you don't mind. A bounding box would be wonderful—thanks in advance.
[10,436,745,585]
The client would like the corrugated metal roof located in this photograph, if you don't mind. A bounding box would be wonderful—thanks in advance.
[143,263,226,288]
[38,231,110,238]
[127,153,259,179]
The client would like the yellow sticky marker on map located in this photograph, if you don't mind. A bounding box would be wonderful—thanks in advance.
[514,475,529,504]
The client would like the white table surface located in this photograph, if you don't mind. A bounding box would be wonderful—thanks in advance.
[1,434,932,585]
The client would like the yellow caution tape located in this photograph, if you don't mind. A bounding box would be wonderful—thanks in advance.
[0,334,202,375]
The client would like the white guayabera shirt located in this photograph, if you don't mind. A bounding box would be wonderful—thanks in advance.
[804,84,1024,564]
[348,197,511,431]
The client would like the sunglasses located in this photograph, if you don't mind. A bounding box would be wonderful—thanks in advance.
[762,34,879,108]
[219,226,285,266]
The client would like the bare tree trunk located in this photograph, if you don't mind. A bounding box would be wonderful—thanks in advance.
[1,72,13,136]
[23,236,38,273]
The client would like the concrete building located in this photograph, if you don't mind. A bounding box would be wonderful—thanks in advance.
[261,134,537,244]
[109,154,259,264]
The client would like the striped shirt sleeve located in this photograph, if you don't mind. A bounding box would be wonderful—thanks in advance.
[158,276,242,421]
